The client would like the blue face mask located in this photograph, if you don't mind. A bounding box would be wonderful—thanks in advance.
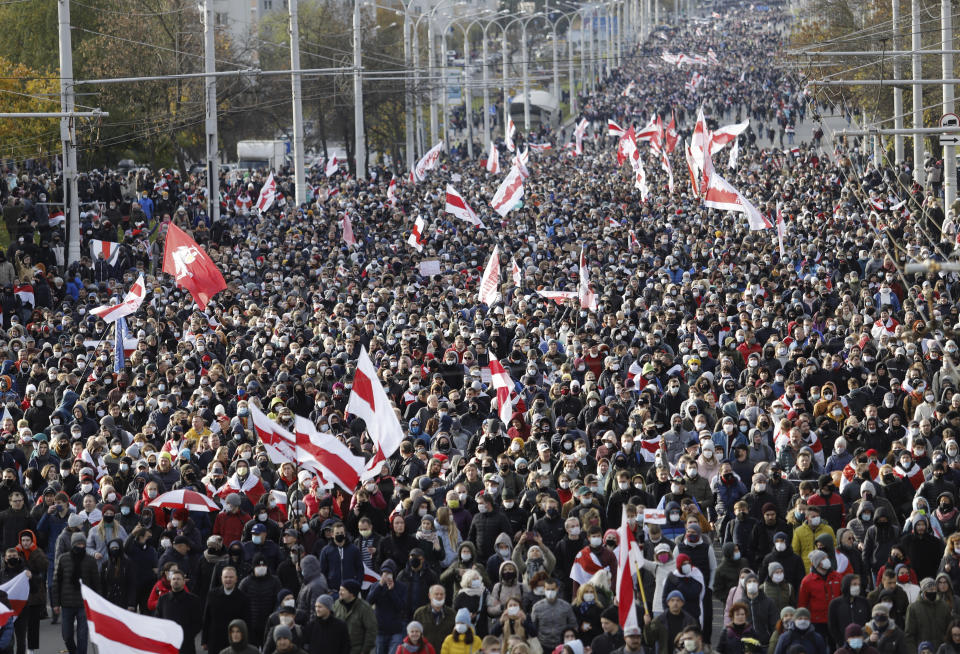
[121,506,131,516]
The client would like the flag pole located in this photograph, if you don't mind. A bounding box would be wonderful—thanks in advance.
[634,558,649,616]
[72,325,111,393]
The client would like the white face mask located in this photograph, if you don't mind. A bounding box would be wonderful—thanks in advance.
[681,563,691,575]
[775,542,786,552]
[254,565,267,576]
[589,536,602,548]
[746,582,758,594]
[772,571,784,583]
[507,605,520,616]
[545,589,558,600]
[455,624,468,634]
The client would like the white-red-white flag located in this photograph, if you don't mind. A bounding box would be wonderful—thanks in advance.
[486,141,501,174]
[776,203,786,258]
[728,137,740,170]
[704,171,771,230]
[573,118,589,155]
[659,147,675,193]
[414,142,444,182]
[608,119,626,137]
[616,506,643,634]
[511,259,522,287]
[256,172,278,212]
[489,353,514,425]
[578,247,597,311]
[407,216,426,252]
[685,144,701,195]
[90,239,120,266]
[0,571,28,616]
[505,117,516,152]
[490,166,524,217]
[386,176,397,206]
[536,289,578,303]
[478,245,500,306]
[709,119,750,155]
[249,403,297,465]
[445,185,482,227]
[341,212,357,247]
[90,274,147,323]
[294,416,367,492]
[346,347,405,481]
[324,156,340,178]
[83,583,183,654]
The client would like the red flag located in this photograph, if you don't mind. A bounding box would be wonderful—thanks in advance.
[162,223,227,311]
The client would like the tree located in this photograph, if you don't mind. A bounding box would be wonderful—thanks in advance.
[0,58,62,168]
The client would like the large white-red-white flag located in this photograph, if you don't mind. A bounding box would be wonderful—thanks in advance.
[414,142,444,182]
[616,506,643,634]
[0,571,28,616]
[325,156,340,178]
[486,141,501,174]
[490,166,524,217]
[489,353,514,425]
[90,273,147,323]
[346,347,405,481]
[407,216,426,252]
[90,239,120,266]
[608,119,626,137]
[256,173,278,212]
[579,247,597,311]
[294,416,367,491]
[478,245,501,306]
[445,185,483,227]
[704,171,772,230]
[83,582,183,654]
[709,119,750,155]
[505,117,516,152]
[249,404,297,465]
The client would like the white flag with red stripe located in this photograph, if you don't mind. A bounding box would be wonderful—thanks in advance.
[362,563,381,590]
[578,247,597,311]
[489,353,514,425]
[486,141,501,174]
[414,142,444,182]
[386,176,398,206]
[346,347,405,481]
[776,203,786,258]
[490,166,524,217]
[638,436,661,462]
[13,284,33,307]
[325,156,340,178]
[407,216,426,252]
[445,185,483,227]
[215,471,266,506]
[342,212,357,247]
[709,119,750,155]
[704,171,771,230]
[616,506,642,634]
[505,117,516,152]
[573,118,589,155]
[90,274,147,323]
[511,259,522,287]
[0,571,28,616]
[249,404,297,465]
[256,172,278,212]
[608,119,626,137]
[82,582,183,654]
[478,245,501,306]
[685,144,701,195]
[536,289,578,303]
[570,549,604,586]
[294,416,367,492]
[90,239,120,266]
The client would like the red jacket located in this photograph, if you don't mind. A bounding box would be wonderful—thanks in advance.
[798,570,843,623]
[212,510,250,546]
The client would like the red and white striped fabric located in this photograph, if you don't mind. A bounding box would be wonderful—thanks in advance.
[148,489,220,512]
[685,145,700,195]
[346,346,405,481]
[90,240,120,266]
[628,230,639,250]
[635,116,659,143]
[839,460,879,493]
[571,548,604,586]
[407,216,426,252]
[608,119,626,137]
[13,284,33,307]
[638,436,661,463]
[685,72,704,92]
[91,274,147,323]
[341,212,357,247]
[659,146,675,194]
[234,193,252,213]
[665,115,679,154]
[386,176,397,206]
[704,171,771,230]
[49,211,65,228]
[490,166,524,217]
[511,259,522,288]
[294,416,366,492]
[486,142,500,174]
[616,506,642,634]
[709,120,750,155]
[536,289,578,304]
[83,582,183,654]
[621,81,635,97]
[893,462,925,490]
[214,471,266,506]
[489,354,514,425]
[478,245,500,306]
[0,571,28,616]
[445,185,482,227]
[573,118,589,155]
[325,156,340,178]
[249,404,296,465]
[414,142,443,182]
[256,173,277,212]
[362,563,381,590]
[505,117,516,152]
[578,247,597,311]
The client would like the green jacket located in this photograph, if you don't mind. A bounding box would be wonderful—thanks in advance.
[334,597,377,654]
[904,596,952,653]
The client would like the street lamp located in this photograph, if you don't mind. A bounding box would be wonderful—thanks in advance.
[500,12,544,134]
[545,9,581,122]
[450,9,496,159]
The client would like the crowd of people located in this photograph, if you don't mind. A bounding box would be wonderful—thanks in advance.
[0,3,958,654]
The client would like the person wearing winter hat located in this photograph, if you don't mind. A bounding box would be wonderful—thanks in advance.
[644,590,697,654]
[334,580,377,654]
[222,618,260,654]
[369,559,407,654]
[797,550,842,642]
[827,573,870,647]
[397,621,437,654]
[589,605,624,654]
[904,578,951,652]
[304,594,350,654]
[662,554,705,627]
[834,624,879,654]
[772,607,826,654]
[273,623,307,654]
[561,638,584,654]
[441,608,477,654]
[761,561,792,613]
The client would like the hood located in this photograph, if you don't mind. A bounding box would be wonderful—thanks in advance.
[911,496,931,513]
[227,619,249,649]
[821,382,837,396]
[494,533,513,550]
[875,506,892,523]
[721,542,738,561]
[498,559,518,582]
[459,540,477,559]
[301,554,322,581]
[841,573,857,595]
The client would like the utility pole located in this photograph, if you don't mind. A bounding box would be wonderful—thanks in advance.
[912,0,924,184]
[202,0,220,224]
[429,19,439,144]
[463,28,473,158]
[441,29,449,147]
[941,0,955,208]
[353,0,366,178]
[482,33,490,148]
[502,28,509,139]
[58,0,80,265]
[892,0,904,164]
[521,24,530,131]
[404,11,415,172]
[289,0,306,205]
[568,24,576,117]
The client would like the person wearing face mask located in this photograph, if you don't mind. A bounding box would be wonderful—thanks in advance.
[367,560,409,654]
[334,580,378,654]
[713,543,748,606]
[263,601,305,654]
[213,493,251,547]
[529,578,576,653]
[771,606,825,654]
[51,530,100,654]
[318,522,364,593]
[242,523,281,575]
[797,550,842,646]
[834,624,880,654]
[238,553,284,646]
[155,568,203,654]
[904,578,952,653]
[863,603,907,654]
[790,507,834,574]
[827,575,871,646]
[441,542,490,598]
[570,526,617,595]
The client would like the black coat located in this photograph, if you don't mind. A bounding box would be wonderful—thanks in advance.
[99,555,136,609]
[237,573,282,646]
[156,588,202,654]
[52,549,100,608]
[202,586,251,654]
[305,614,351,654]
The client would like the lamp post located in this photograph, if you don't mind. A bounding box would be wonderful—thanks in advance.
[450,10,495,159]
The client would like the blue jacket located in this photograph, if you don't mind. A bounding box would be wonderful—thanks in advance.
[366,578,408,635]
[318,541,364,590]
[36,509,69,556]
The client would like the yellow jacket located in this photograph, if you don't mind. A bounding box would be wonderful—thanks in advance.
[440,631,478,654]
[791,522,835,573]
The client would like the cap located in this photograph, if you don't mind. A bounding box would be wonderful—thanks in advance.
[251,523,267,534]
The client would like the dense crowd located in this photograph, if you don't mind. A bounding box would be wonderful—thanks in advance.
[0,4,958,654]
